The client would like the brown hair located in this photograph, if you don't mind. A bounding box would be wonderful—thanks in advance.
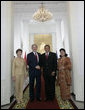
[44,45,50,49]
[16,49,22,54]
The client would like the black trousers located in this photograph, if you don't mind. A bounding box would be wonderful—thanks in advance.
[44,73,55,100]
[29,70,41,100]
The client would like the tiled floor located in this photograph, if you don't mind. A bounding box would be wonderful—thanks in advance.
[1,96,84,109]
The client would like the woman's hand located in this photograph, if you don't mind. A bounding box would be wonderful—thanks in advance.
[12,76,16,81]
[27,65,29,69]
[51,71,55,76]
[24,74,27,79]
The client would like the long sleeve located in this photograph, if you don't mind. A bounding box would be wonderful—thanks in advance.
[53,53,57,72]
[65,58,72,70]
[12,59,16,77]
[27,54,29,66]
[57,59,60,71]
[65,58,72,85]
[39,54,42,67]
[65,70,71,85]
[24,59,28,76]
[27,53,37,69]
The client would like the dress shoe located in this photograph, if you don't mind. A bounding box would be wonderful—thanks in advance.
[30,98,34,102]
[44,98,49,101]
[37,98,42,102]
[50,98,54,101]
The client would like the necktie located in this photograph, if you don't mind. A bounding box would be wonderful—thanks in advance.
[46,53,48,60]
[35,53,38,62]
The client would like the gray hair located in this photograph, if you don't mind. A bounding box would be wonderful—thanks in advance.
[32,44,38,48]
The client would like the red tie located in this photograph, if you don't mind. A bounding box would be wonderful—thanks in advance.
[46,53,48,60]
[35,53,38,62]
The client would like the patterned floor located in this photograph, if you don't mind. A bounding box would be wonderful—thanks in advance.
[55,86,74,109]
[12,85,75,109]
[12,87,29,109]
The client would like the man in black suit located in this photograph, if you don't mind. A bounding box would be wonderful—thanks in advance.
[42,45,57,101]
[27,44,42,102]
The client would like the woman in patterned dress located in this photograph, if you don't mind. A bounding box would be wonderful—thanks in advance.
[57,48,72,101]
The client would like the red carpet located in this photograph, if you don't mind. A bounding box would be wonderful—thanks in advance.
[26,73,60,109]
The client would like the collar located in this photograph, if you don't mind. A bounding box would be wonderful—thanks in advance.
[33,52,38,55]
[45,52,49,55]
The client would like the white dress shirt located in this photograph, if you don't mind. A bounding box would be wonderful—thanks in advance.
[33,52,39,62]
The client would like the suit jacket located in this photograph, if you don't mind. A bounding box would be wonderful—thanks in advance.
[12,57,27,77]
[41,52,57,78]
[27,52,42,76]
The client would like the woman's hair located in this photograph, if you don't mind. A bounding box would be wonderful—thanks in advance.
[16,49,22,54]
[59,48,68,57]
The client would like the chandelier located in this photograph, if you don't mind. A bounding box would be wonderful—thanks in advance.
[33,3,53,22]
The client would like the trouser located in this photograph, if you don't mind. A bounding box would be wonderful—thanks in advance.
[15,74,24,102]
[29,71,41,100]
[44,74,55,100]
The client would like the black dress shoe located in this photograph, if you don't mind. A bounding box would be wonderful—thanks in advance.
[50,98,54,101]
[37,98,42,102]
[44,98,49,101]
[30,98,34,102]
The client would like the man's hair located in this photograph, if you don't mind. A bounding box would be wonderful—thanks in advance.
[44,45,50,49]
[32,44,38,48]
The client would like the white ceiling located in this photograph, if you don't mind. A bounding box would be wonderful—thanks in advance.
[13,1,68,23]
[13,1,67,13]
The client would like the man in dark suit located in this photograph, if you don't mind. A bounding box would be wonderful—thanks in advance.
[42,45,57,101]
[27,44,42,102]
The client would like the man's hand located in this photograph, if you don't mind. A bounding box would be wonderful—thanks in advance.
[12,76,16,81]
[35,65,40,70]
[51,71,55,76]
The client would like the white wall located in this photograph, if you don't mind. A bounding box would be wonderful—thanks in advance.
[14,14,22,57]
[56,20,64,57]
[1,1,14,105]
[62,17,70,57]
[67,1,84,101]
[13,10,70,58]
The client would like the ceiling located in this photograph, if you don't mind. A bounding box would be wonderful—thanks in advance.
[13,1,66,4]
[13,1,68,23]
[13,1,67,13]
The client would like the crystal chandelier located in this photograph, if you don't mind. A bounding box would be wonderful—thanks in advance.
[33,3,53,22]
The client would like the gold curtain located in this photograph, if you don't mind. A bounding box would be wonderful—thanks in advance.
[34,34,52,54]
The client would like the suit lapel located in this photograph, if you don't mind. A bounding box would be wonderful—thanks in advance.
[32,52,36,61]
[43,53,46,61]
[48,52,51,60]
